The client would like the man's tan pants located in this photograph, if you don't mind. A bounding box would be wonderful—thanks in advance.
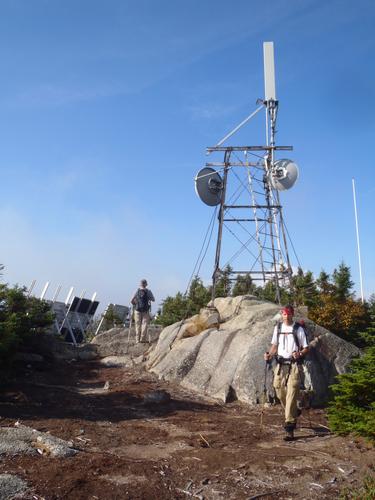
[273,363,300,426]
[134,311,150,343]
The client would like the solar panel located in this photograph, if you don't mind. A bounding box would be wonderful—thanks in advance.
[111,304,129,321]
[88,301,99,316]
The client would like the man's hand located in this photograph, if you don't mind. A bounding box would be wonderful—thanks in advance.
[292,350,303,360]
[264,352,272,361]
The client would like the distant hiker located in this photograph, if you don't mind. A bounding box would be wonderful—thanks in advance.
[264,305,309,441]
[131,279,155,343]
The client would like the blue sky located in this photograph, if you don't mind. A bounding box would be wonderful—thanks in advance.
[0,0,374,310]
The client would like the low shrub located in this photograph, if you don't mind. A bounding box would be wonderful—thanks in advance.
[328,346,375,442]
[340,474,375,499]
[0,283,54,366]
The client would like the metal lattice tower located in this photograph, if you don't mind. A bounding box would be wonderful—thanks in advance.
[195,43,298,304]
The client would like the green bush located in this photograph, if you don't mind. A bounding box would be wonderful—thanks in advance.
[340,475,375,500]
[155,292,189,327]
[0,283,54,365]
[156,277,211,328]
[328,346,375,442]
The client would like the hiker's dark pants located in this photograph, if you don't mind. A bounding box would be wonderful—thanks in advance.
[273,363,300,426]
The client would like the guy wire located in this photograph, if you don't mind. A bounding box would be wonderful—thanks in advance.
[283,220,302,269]
[168,206,218,351]
[184,205,218,296]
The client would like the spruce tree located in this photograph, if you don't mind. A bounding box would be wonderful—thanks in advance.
[156,293,189,327]
[215,265,232,298]
[332,261,354,302]
[368,294,375,321]
[316,269,334,295]
[0,284,53,365]
[328,346,375,442]
[291,268,319,307]
[187,276,210,315]
[258,280,278,303]
[232,273,255,297]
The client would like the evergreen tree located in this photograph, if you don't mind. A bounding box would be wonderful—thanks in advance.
[232,273,255,297]
[103,305,124,329]
[258,280,278,303]
[316,269,334,295]
[187,276,211,315]
[291,268,319,307]
[332,261,354,302]
[156,292,189,327]
[368,294,375,321]
[253,278,290,305]
[156,277,211,327]
[215,265,232,298]
[328,346,375,442]
[353,320,375,349]
[0,284,54,365]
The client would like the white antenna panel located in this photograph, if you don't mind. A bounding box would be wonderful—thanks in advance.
[263,42,276,101]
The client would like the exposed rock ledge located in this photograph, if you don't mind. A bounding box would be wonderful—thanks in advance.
[147,296,361,406]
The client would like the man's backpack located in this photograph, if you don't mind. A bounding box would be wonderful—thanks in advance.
[277,320,312,392]
[135,289,149,313]
[276,321,308,352]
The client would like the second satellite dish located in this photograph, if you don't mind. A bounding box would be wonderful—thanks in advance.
[270,159,299,191]
[195,167,223,206]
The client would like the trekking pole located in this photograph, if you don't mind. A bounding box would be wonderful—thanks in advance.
[125,304,133,354]
[260,357,271,432]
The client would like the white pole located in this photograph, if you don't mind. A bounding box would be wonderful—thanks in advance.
[52,284,62,302]
[65,287,74,305]
[352,178,364,303]
[27,279,36,298]
[40,281,50,300]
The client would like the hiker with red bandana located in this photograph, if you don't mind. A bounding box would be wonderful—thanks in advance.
[264,305,309,441]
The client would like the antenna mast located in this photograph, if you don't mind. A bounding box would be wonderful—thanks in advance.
[352,178,364,303]
[195,42,297,304]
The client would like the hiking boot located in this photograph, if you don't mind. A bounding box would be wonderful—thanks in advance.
[283,423,295,441]
[284,429,294,441]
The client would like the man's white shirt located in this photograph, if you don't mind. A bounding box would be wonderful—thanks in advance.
[271,322,308,359]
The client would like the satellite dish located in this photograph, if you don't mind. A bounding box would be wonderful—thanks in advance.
[195,167,223,206]
[270,159,299,191]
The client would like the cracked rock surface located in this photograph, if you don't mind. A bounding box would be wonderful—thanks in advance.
[148,296,361,405]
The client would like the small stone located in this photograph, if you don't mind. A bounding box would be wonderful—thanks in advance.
[143,390,171,404]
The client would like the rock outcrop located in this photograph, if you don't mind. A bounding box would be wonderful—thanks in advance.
[91,326,162,366]
[147,296,361,406]
[20,332,98,362]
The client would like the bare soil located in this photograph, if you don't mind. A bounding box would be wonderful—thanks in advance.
[0,359,373,499]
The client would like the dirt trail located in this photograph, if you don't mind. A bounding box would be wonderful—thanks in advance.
[0,360,373,499]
